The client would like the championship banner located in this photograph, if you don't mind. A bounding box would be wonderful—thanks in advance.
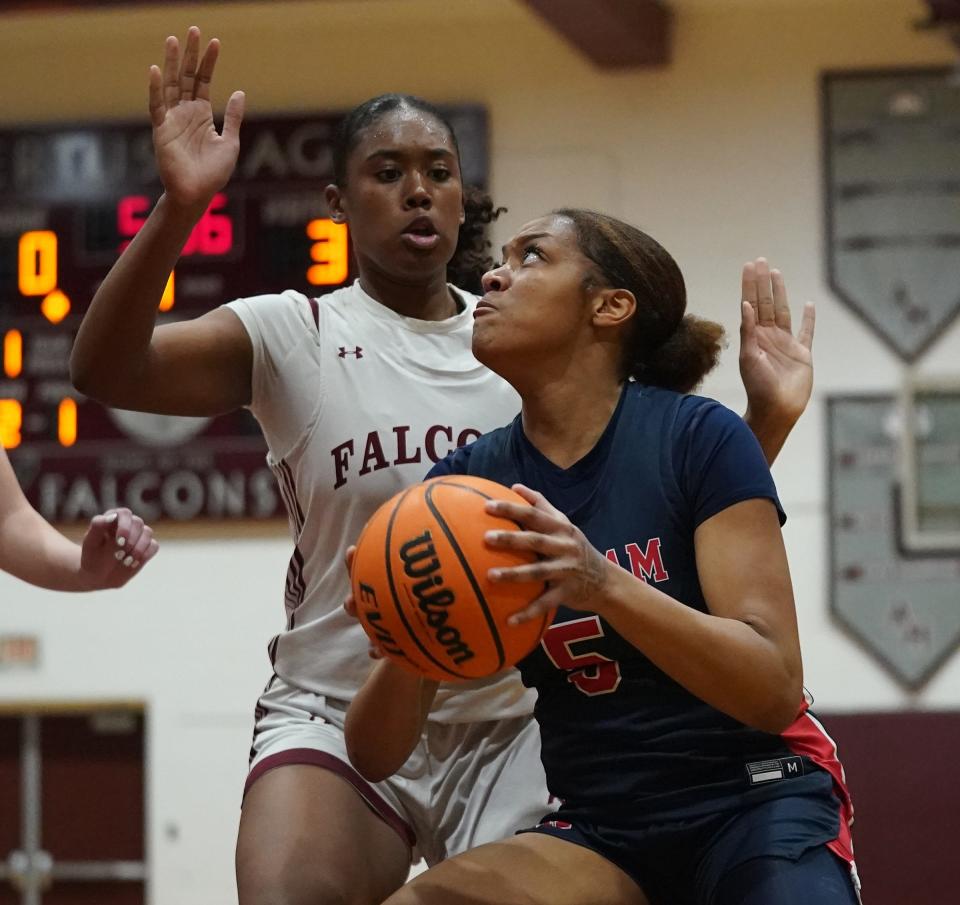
[827,395,960,688]
[822,69,960,362]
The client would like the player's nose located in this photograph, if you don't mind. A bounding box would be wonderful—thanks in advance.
[481,263,511,294]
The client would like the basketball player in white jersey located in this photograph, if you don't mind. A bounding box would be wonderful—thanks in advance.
[70,28,816,905]
[1,447,158,590]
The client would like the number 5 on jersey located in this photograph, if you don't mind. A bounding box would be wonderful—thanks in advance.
[540,615,622,696]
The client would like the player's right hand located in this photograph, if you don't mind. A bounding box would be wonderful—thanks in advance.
[148,26,245,209]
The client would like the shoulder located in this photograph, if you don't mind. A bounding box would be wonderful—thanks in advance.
[224,289,317,336]
[675,391,743,435]
[427,421,515,479]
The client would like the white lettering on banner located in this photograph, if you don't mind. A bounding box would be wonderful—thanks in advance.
[36,468,279,521]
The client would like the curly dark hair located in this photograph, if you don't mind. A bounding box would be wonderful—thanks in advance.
[331,93,505,294]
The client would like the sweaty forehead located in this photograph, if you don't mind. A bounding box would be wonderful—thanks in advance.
[355,108,455,154]
[512,214,578,247]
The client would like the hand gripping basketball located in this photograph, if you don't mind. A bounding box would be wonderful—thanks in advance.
[349,476,552,682]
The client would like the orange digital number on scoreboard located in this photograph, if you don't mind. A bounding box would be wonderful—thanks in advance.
[307,219,349,286]
[0,399,22,449]
[18,230,58,296]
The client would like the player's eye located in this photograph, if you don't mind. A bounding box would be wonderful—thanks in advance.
[521,244,544,265]
[376,167,402,182]
[430,167,452,182]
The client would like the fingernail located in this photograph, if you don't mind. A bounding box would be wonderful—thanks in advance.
[116,536,126,547]
[132,561,141,569]
[123,555,134,567]
[484,531,498,542]
[508,615,521,626]
[114,550,125,561]
[106,512,118,524]
[489,569,502,580]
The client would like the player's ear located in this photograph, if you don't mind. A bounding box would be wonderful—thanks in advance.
[326,183,347,223]
[593,287,635,330]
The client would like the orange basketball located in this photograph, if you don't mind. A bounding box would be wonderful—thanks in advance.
[350,476,552,682]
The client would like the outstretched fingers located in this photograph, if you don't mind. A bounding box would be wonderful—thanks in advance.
[194,35,221,102]
[754,258,775,326]
[147,65,166,127]
[178,25,201,100]
[222,90,246,143]
[161,34,181,111]
[739,299,757,349]
[797,301,816,350]
[771,268,791,330]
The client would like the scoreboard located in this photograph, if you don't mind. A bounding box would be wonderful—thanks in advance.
[0,108,488,523]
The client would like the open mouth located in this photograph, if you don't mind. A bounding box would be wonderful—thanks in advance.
[401,217,440,249]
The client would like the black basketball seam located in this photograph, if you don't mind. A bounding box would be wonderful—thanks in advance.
[436,478,551,659]
[385,485,471,680]
[426,479,511,672]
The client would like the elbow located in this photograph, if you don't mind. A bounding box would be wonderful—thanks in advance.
[752,698,802,735]
[344,714,402,784]
[69,349,98,399]
[344,736,398,785]
[751,667,804,735]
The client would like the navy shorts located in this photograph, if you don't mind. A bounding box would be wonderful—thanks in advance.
[524,792,860,905]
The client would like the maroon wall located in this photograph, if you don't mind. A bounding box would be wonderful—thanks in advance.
[823,711,960,905]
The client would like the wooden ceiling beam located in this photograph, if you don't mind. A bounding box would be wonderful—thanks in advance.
[919,0,960,25]
[520,0,673,69]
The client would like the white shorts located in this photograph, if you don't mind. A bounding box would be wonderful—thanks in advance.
[245,674,553,866]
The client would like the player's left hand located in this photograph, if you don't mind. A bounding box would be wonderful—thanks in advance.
[739,258,816,426]
[484,484,613,625]
[79,508,158,590]
[342,545,384,660]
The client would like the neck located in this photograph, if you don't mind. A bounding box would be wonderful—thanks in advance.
[519,375,624,470]
[357,264,459,321]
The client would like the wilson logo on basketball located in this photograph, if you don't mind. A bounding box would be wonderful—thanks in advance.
[399,530,475,667]
[350,476,551,682]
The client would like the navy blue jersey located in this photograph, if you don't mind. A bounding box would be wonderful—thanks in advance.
[428,383,853,844]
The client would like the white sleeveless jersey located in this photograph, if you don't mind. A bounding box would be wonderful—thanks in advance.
[226,282,533,723]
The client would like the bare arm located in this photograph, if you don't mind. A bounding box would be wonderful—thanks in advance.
[70,28,251,416]
[341,547,439,781]
[739,258,816,465]
[345,659,439,783]
[488,488,803,734]
[0,449,158,591]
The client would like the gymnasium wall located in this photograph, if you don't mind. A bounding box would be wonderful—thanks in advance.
[1,1,956,902]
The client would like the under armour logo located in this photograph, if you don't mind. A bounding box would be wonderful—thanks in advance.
[338,346,363,359]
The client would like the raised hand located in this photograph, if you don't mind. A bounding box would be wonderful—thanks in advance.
[739,258,816,430]
[78,508,159,590]
[148,26,245,208]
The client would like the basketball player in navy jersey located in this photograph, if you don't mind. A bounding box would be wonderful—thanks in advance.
[72,27,819,905]
[0,447,158,590]
[346,211,857,905]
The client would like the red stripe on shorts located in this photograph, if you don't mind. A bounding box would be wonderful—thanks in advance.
[782,703,856,865]
[243,748,416,850]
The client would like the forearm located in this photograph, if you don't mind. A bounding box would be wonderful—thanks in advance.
[345,660,438,782]
[596,566,801,733]
[70,193,206,397]
[0,505,88,592]
[744,405,800,466]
